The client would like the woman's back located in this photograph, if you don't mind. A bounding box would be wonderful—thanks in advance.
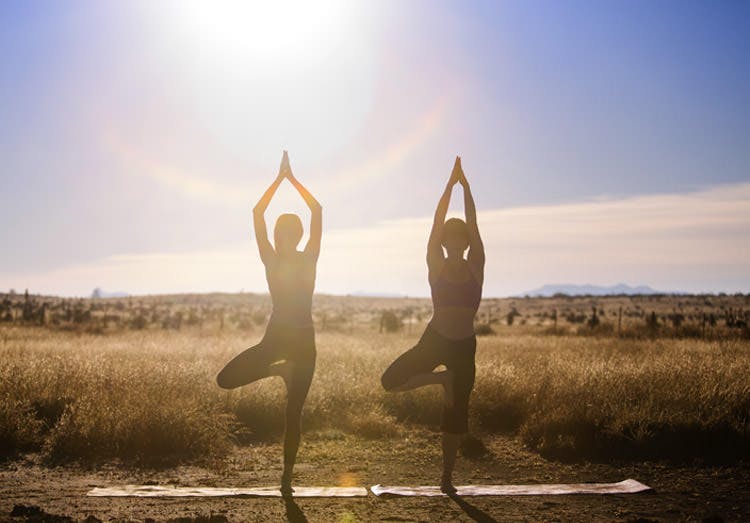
[429,260,482,339]
[266,251,316,327]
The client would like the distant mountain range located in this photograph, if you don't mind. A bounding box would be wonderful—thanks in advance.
[84,285,662,299]
[523,283,662,297]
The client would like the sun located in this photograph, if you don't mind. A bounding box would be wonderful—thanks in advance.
[174,0,360,68]
[137,0,380,165]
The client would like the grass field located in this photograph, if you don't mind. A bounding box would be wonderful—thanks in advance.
[2,293,749,467]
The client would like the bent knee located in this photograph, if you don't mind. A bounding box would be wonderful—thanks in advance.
[216,370,235,390]
[380,369,400,391]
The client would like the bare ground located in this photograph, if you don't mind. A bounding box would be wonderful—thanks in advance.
[1,431,749,523]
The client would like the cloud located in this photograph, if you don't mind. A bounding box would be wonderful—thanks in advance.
[474,182,750,294]
[3,183,749,297]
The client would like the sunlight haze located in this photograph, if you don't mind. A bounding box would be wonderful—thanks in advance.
[1,1,748,296]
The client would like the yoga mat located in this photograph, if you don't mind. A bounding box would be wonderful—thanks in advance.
[370,479,652,497]
[87,485,369,498]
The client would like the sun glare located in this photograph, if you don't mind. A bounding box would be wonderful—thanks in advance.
[141,0,380,165]
[176,1,359,68]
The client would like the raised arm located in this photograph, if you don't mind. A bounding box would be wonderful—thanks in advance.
[457,159,485,282]
[285,154,322,260]
[252,153,287,265]
[427,157,461,273]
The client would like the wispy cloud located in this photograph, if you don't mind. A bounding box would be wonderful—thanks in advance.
[3,183,749,296]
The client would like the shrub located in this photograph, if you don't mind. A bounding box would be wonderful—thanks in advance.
[474,323,495,336]
[0,396,44,458]
[45,386,233,465]
[380,311,403,333]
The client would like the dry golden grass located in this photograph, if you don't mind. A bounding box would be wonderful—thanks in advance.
[2,316,749,466]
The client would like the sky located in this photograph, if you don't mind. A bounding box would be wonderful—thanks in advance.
[1,0,748,297]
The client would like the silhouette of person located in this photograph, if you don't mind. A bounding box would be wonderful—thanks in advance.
[217,150,322,495]
[381,156,485,493]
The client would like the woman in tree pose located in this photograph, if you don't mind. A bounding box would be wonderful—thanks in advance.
[381,156,485,493]
[217,151,321,494]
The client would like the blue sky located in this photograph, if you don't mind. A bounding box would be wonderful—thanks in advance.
[1,1,748,296]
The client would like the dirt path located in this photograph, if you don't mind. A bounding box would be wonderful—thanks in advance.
[1,432,749,522]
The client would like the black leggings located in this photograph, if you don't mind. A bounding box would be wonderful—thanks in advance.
[217,322,316,416]
[382,325,476,434]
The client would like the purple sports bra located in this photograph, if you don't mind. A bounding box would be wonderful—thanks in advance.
[431,267,482,310]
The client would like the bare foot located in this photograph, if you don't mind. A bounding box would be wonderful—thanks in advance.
[281,472,294,496]
[441,475,457,495]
